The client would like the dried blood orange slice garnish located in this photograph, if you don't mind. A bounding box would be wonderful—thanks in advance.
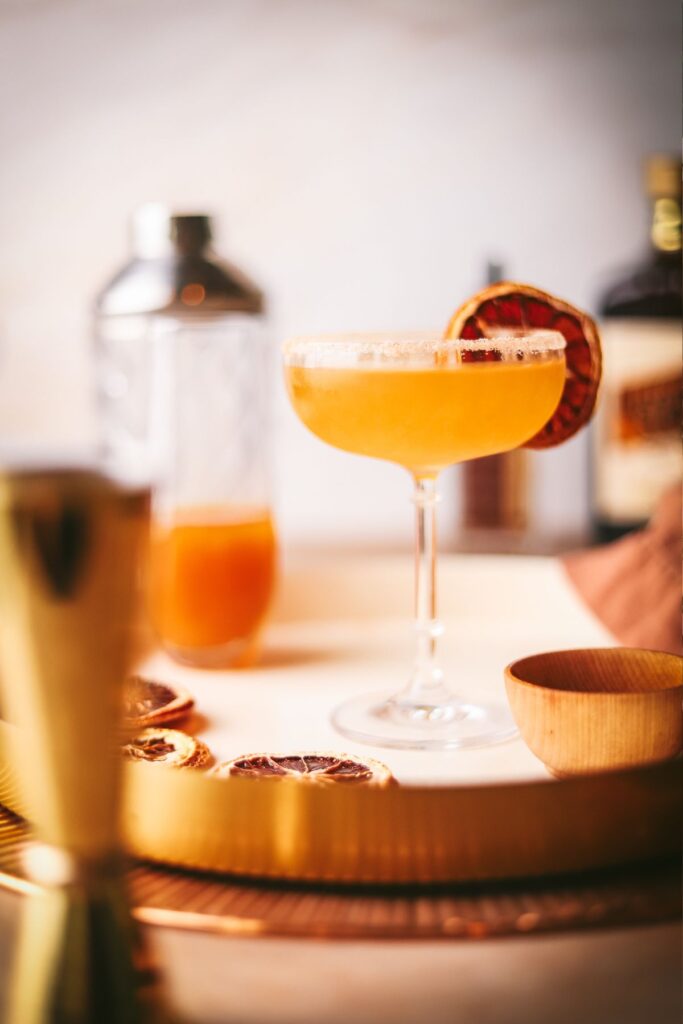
[123,728,211,768]
[123,675,194,730]
[445,281,602,448]
[211,752,394,786]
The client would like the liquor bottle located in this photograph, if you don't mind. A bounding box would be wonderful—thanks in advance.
[593,155,682,542]
[460,262,530,548]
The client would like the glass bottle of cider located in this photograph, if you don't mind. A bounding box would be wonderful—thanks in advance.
[592,155,682,542]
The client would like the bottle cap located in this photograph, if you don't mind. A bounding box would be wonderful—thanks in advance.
[132,205,212,258]
[171,214,212,254]
[644,155,681,198]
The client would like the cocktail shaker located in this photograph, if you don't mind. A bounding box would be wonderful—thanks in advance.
[94,205,265,479]
[94,207,276,667]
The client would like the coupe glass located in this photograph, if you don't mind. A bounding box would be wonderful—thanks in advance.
[283,330,566,750]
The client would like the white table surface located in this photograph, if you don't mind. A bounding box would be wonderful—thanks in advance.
[0,554,679,1024]
[139,552,615,784]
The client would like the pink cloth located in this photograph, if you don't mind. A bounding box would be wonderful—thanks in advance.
[562,487,682,656]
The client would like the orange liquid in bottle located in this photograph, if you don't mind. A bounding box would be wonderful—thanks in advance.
[150,507,276,662]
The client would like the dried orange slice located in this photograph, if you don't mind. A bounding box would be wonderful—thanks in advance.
[445,281,602,448]
[211,752,394,786]
[123,676,194,730]
[123,727,211,768]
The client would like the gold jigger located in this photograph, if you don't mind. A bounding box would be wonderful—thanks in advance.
[0,469,172,1023]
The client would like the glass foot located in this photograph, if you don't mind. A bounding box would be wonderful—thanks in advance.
[331,691,518,751]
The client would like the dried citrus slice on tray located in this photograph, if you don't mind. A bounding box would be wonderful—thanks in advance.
[123,675,194,730]
[123,728,211,768]
[445,281,602,448]
[211,752,395,786]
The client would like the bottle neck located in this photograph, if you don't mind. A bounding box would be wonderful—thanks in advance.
[649,194,681,254]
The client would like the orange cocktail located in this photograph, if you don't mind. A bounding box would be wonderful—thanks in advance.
[150,507,276,666]
[286,358,565,476]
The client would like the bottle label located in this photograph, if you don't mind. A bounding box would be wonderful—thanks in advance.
[594,319,681,524]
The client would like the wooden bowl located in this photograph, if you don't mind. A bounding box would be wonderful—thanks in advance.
[505,648,683,776]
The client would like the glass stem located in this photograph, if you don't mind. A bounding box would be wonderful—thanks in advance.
[408,476,447,703]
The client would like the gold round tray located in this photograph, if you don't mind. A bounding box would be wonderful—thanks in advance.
[1,722,680,885]
[1,804,678,940]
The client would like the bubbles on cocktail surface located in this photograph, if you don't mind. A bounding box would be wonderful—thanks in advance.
[282,330,565,368]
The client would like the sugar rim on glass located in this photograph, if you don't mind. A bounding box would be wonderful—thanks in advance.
[283,330,566,367]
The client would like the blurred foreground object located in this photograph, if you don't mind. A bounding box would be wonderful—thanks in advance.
[593,154,682,542]
[563,485,682,656]
[95,208,276,668]
[0,469,172,1022]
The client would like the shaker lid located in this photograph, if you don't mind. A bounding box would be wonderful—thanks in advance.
[97,205,264,316]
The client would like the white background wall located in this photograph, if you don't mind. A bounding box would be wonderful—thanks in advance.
[0,0,679,549]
